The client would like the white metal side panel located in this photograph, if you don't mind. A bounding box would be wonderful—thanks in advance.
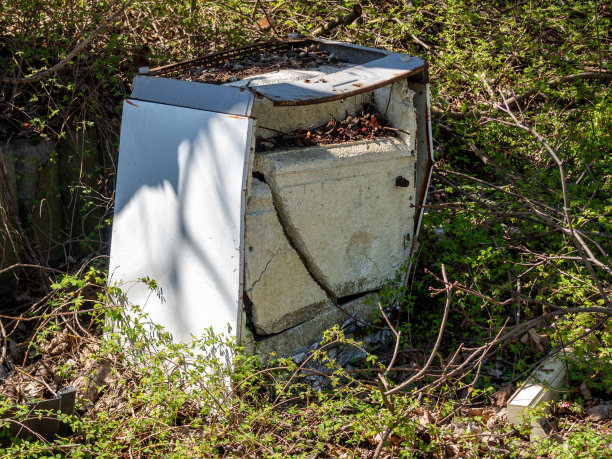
[109,100,253,342]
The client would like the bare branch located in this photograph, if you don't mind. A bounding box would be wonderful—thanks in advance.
[384,265,452,396]
[0,263,64,276]
[1,0,136,84]
[496,72,612,110]
[497,95,612,307]
[311,4,362,37]
[378,302,401,377]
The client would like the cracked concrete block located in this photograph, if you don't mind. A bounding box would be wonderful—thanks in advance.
[255,138,415,298]
[245,178,332,335]
[250,293,379,358]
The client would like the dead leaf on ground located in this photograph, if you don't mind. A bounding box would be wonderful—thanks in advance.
[255,16,274,30]
[466,407,496,423]
[419,409,435,427]
[520,329,549,354]
[23,379,46,399]
[495,408,508,422]
[490,384,514,407]
[72,358,112,403]
[43,333,76,356]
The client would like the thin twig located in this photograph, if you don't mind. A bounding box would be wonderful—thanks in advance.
[0,263,64,276]
[1,0,136,84]
[378,303,401,377]
[496,72,612,110]
[497,95,611,307]
[385,264,453,396]
[0,319,7,360]
[15,367,57,397]
[256,1,280,37]
[311,4,362,36]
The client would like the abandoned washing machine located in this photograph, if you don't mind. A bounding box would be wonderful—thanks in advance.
[109,38,433,356]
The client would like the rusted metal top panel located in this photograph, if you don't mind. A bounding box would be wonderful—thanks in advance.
[145,38,427,107]
[254,52,426,106]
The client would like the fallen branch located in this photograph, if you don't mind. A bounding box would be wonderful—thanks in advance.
[497,95,612,307]
[381,265,611,401]
[0,263,64,276]
[0,0,136,84]
[372,423,395,459]
[384,264,453,396]
[311,4,362,37]
[497,72,612,109]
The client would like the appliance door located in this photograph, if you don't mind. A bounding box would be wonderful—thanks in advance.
[109,99,253,343]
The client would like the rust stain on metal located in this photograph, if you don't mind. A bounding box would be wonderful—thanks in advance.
[269,67,426,107]
[144,38,427,108]
[146,38,310,77]
[125,99,139,107]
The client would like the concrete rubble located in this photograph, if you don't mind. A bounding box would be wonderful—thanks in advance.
[241,79,419,355]
[253,137,415,298]
[242,293,385,358]
[244,178,332,335]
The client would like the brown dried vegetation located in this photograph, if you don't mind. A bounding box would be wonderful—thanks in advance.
[0,0,610,457]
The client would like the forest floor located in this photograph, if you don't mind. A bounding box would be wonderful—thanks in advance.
[0,1,611,457]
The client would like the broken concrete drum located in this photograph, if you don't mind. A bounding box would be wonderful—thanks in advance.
[109,38,434,357]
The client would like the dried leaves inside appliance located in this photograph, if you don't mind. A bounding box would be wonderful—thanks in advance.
[255,103,397,152]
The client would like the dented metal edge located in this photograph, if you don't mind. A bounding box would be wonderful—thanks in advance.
[266,65,427,107]
[142,38,427,108]
[145,38,388,77]
[131,75,254,116]
[411,83,434,250]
